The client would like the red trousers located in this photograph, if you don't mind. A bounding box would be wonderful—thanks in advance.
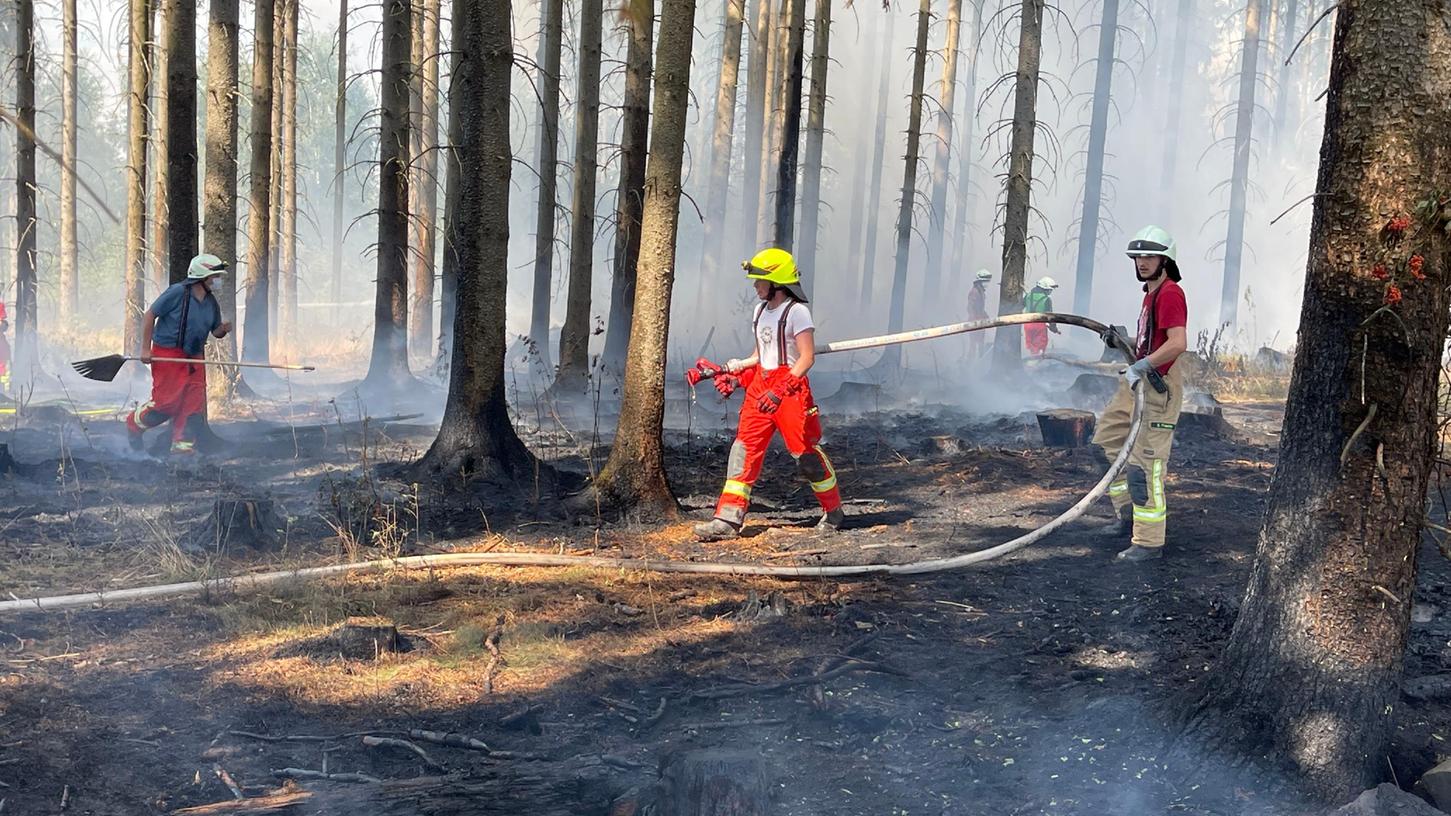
[713,367,843,527]
[1024,324,1049,356]
[128,344,206,446]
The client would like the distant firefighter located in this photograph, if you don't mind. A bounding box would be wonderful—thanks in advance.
[1022,276,1061,357]
[967,269,992,359]
[0,299,9,395]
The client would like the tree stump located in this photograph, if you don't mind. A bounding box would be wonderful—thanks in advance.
[330,617,403,660]
[1036,409,1096,448]
[180,498,284,553]
[613,750,770,816]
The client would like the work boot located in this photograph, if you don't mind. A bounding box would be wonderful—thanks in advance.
[1100,507,1132,539]
[1116,544,1163,562]
[816,508,845,533]
[125,413,145,451]
[693,518,740,542]
[169,440,197,457]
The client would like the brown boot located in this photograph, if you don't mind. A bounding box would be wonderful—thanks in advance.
[693,518,740,542]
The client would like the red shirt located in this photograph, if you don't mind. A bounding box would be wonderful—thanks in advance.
[1136,280,1187,374]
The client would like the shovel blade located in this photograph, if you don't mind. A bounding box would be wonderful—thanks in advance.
[71,354,128,382]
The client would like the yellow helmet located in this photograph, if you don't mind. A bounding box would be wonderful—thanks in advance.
[743,247,808,302]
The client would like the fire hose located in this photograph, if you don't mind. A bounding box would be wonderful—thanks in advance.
[0,313,1145,614]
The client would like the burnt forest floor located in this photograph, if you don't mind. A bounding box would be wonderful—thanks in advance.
[2,369,1450,815]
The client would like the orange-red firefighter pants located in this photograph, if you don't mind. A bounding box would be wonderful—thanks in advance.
[126,344,207,447]
[1024,323,1049,356]
[712,368,843,527]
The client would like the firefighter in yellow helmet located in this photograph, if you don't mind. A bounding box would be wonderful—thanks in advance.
[692,248,845,541]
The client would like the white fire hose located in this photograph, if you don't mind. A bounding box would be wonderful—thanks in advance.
[0,313,1144,614]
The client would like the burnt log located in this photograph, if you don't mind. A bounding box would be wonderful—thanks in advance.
[612,750,770,816]
[181,498,284,553]
[329,618,403,660]
[1036,409,1096,448]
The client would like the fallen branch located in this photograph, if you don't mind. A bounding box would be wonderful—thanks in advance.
[361,736,444,771]
[681,718,787,730]
[404,728,548,760]
[273,768,381,784]
[228,730,375,744]
[212,764,244,800]
[482,615,505,695]
[642,697,668,728]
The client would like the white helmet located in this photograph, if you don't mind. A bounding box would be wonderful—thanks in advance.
[187,253,228,280]
[975,269,992,282]
[1125,225,1177,263]
[1035,276,1058,290]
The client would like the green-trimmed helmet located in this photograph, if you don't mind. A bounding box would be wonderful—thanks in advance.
[1125,226,1177,263]
[975,269,992,282]
[1035,276,1058,290]
[743,247,808,303]
[186,253,228,280]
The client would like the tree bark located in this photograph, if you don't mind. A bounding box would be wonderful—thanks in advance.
[278,0,298,345]
[795,0,829,281]
[123,0,149,356]
[878,0,930,371]
[770,0,805,250]
[1188,0,1451,799]
[1070,0,1117,315]
[554,0,603,394]
[436,93,461,365]
[332,0,347,309]
[1157,0,1192,223]
[923,0,962,314]
[416,0,534,481]
[409,0,440,354]
[739,0,769,258]
[13,0,35,378]
[991,0,1044,375]
[1273,0,1297,144]
[59,0,77,322]
[755,0,782,245]
[592,0,697,515]
[267,7,283,341]
[526,0,564,362]
[203,0,242,402]
[1221,0,1263,327]
[241,0,274,366]
[150,0,169,292]
[361,0,414,388]
[698,0,743,302]
[855,10,893,314]
[946,0,984,304]
[601,0,653,373]
[165,0,198,283]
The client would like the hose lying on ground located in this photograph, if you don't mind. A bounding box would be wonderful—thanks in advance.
[0,313,1143,614]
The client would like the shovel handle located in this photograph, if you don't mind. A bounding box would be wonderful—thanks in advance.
[133,356,315,372]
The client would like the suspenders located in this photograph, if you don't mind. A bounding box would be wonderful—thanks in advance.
[753,301,797,367]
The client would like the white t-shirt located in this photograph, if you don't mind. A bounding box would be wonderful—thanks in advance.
[754,300,815,372]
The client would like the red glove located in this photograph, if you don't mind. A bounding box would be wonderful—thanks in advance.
[781,373,805,396]
[714,375,741,398]
[757,390,783,414]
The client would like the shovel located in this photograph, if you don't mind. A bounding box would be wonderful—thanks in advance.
[71,354,316,383]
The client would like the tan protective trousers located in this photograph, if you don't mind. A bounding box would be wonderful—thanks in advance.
[1090,362,1184,549]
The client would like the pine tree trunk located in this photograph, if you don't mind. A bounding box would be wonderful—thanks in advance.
[1221,0,1263,327]
[362,0,414,387]
[855,10,893,314]
[879,0,930,371]
[554,0,603,394]
[1157,0,1192,223]
[150,0,169,292]
[770,0,805,249]
[527,0,564,361]
[165,0,198,283]
[755,0,782,245]
[267,7,282,342]
[845,8,883,312]
[436,98,460,364]
[602,0,653,373]
[123,0,149,357]
[1070,0,1117,315]
[923,0,962,313]
[698,0,743,294]
[991,0,1043,375]
[416,0,534,480]
[739,0,769,256]
[332,0,347,310]
[1274,0,1298,143]
[59,0,77,322]
[241,0,274,366]
[410,0,441,356]
[795,0,829,280]
[203,0,242,402]
[13,0,35,377]
[1188,1,1451,798]
[278,0,298,345]
[946,0,984,295]
[592,0,696,515]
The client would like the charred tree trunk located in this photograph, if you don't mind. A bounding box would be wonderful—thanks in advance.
[123,0,149,356]
[416,0,534,481]
[267,12,283,340]
[13,0,35,377]
[241,0,274,366]
[1188,0,1451,799]
[165,0,198,282]
[795,0,829,279]
[361,0,414,388]
[601,0,653,373]
[410,0,441,357]
[332,0,347,309]
[771,0,805,249]
[698,0,743,293]
[436,100,461,365]
[878,0,930,371]
[554,0,603,394]
[150,0,169,292]
[527,0,563,361]
[1221,0,1263,327]
[991,0,1044,375]
[204,0,242,402]
[59,0,77,322]
[1071,0,1118,315]
[855,10,893,314]
[1274,0,1298,143]
[740,0,771,251]
[278,0,298,344]
[1157,0,1192,223]
[592,0,697,515]
[947,0,984,298]
[923,0,962,313]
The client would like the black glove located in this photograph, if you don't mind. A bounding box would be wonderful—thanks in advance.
[757,390,782,414]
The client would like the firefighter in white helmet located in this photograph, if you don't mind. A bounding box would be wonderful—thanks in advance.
[1091,226,1188,561]
[966,269,993,358]
[1022,276,1061,357]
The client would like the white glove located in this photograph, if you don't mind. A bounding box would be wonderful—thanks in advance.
[724,358,748,374]
[1123,358,1154,388]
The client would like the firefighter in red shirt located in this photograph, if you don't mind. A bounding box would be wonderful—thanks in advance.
[1091,226,1188,561]
[0,300,10,395]
[693,248,844,541]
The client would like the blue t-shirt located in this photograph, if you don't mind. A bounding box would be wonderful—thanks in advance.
[150,282,220,356]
